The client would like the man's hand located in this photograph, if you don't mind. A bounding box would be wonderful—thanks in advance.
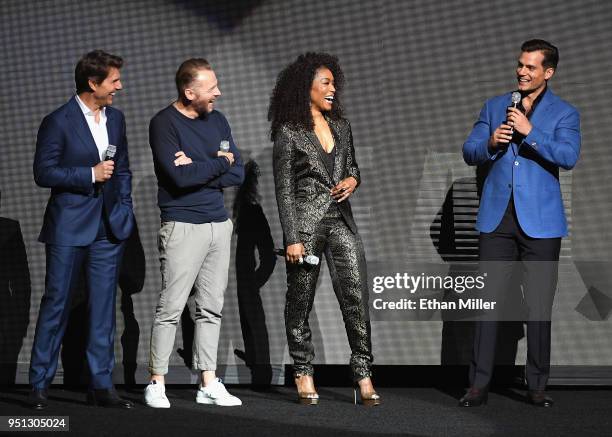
[174,151,192,166]
[488,124,514,151]
[93,160,114,182]
[286,242,305,264]
[331,176,358,203]
[506,107,532,136]
[217,151,235,165]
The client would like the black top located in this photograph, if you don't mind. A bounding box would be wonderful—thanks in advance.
[322,146,336,177]
[149,105,244,224]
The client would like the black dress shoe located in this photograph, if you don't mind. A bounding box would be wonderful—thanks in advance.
[87,388,134,409]
[28,388,48,410]
[458,387,488,407]
[527,390,554,407]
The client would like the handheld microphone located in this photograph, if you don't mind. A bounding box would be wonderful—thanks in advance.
[508,92,521,134]
[299,255,320,266]
[274,248,320,266]
[219,141,231,165]
[96,145,116,194]
[104,144,117,161]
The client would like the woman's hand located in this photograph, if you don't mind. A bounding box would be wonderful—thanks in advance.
[331,176,358,203]
[286,242,306,264]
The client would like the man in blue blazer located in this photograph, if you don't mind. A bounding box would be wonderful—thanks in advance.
[29,50,134,409]
[460,40,580,407]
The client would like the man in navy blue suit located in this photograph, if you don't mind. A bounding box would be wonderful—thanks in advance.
[29,50,134,409]
[460,40,581,407]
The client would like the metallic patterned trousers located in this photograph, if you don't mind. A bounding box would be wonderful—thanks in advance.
[284,215,373,382]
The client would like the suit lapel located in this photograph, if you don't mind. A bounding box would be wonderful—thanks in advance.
[106,108,118,147]
[67,97,103,163]
[528,89,555,131]
[328,119,344,185]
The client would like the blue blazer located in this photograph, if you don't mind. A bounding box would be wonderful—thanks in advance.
[34,97,134,246]
[463,89,581,238]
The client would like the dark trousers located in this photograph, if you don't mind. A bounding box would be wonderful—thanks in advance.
[284,215,372,382]
[470,200,561,390]
[29,218,124,389]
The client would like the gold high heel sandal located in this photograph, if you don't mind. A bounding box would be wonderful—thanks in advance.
[295,375,319,405]
[353,381,381,407]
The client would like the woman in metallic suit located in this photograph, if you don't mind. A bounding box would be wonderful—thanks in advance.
[269,52,379,406]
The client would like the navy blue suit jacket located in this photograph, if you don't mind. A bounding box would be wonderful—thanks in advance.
[463,89,581,238]
[34,97,134,245]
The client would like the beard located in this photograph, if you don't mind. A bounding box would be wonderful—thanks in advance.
[192,99,212,118]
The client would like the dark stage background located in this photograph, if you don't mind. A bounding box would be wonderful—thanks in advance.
[1,0,611,384]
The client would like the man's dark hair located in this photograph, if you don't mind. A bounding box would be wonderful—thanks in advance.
[176,58,212,102]
[521,39,559,69]
[75,50,123,94]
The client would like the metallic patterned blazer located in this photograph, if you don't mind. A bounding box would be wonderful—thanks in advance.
[273,117,361,245]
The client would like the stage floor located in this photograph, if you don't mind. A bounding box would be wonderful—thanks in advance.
[1,386,610,436]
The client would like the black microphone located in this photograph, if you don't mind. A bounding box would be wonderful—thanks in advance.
[104,144,117,161]
[274,248,320,265]
[95,145,116,195]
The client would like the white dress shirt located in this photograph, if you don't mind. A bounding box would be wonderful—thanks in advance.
[75,95,110,183]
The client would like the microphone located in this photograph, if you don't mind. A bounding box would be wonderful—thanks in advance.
[299,255,320,266]
[274,248,320,266]
[220,140,230,153]
[508,92,521,134]
[96,145,116,195]
[104,144,117,161]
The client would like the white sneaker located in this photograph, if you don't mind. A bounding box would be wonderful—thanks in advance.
[144,381,171,408]
[196,378,242,406]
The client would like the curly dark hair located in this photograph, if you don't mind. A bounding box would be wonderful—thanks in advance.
[268,52,344,141]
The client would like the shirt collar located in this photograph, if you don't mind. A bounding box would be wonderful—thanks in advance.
[531,86,547,111]
[517,86,547,120]
[75,94,106,119]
